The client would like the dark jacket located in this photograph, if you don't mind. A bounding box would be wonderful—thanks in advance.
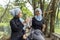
[10,17,25,40]
[32,17,45,30]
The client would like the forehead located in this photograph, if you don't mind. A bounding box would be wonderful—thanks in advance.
[35,10,39,12]
[19,11,22,13]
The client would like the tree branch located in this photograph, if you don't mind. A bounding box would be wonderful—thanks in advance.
[0,0,10,22]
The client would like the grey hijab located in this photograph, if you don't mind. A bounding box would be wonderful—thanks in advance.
[35,8,43,21]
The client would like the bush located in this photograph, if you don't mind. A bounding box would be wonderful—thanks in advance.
[0,23,11,40]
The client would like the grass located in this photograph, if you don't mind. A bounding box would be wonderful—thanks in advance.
[0,23,9,27]
[55,28,60,34]
[58,12,60,19]
[55,11,60,34]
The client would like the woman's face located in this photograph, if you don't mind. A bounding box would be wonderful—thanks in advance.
[35,11,40,16]
[18,11,23,18]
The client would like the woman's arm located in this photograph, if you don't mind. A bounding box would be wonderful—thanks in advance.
[42,19,46,32]
[22,18,30,25]
[42,24,46,32]
[10,20,21,31]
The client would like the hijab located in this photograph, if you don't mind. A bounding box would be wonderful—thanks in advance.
[9,8,22,16]
[35,8,43,21]
[9,7,24,23]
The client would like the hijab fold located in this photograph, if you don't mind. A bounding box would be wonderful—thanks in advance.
[9,7,24,23]
[9,7,22,16]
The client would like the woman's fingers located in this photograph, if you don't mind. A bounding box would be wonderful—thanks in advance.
[23,34,27,39]
[23,35,26,39]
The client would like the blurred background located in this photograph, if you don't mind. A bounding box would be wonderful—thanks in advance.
[0,0,60,40]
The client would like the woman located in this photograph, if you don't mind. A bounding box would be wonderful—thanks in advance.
[10,7,29,40]
[28,8,46,40]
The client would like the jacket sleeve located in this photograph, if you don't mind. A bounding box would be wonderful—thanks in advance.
[10,20,21,32]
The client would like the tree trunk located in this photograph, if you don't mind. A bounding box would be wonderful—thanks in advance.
[0,0,10,22]
[32,0,36,15]
[43,0,52,35]
[50,0,56,36]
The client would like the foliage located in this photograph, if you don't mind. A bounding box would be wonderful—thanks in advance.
[22,6,33,19]
[0,0,33,23]
[0,0,60,36]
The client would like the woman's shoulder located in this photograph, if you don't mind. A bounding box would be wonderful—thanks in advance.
[32,17,36,21]
[10,18,15,23]
[32,17,36,20]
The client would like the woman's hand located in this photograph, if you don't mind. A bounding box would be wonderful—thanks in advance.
[23,18,30,25]
[23,34,28,39]
[42,28,45,32]
[23,34,27,39]
[25,18,30,23]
